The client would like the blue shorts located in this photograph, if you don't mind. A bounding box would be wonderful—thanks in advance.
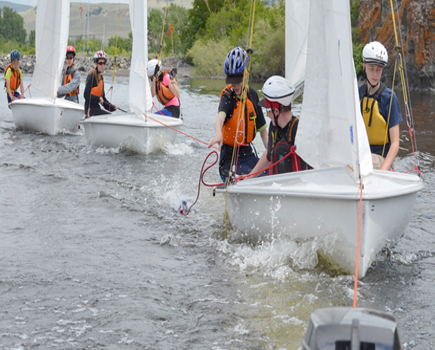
[7,91,21,103]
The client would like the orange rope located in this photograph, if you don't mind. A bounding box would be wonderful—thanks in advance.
[143,112,219,151]
[353,178,363,307]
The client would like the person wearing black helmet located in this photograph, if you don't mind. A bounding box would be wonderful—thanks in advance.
[5,49,25,103]
[249,75,312,177]
[57,45,81,103]
[208,47,268,182]
[84,50,118,117]
[359,41,402,171]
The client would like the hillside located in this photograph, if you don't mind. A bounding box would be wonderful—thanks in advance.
[0,1,31,12]
[19,0,193,42]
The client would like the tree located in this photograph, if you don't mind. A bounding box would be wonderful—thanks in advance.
[0,7,27,44]
[181,0,225,53]
[28,30,35,47]
[148,8,163,54]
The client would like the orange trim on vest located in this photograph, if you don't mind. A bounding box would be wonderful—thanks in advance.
[63,70,79,96]
[91,79,104,97]
[156,71,177,105]
[220,84,257,146]
[4,64,21,91]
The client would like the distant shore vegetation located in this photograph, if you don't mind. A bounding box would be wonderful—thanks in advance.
[2,1,363,79]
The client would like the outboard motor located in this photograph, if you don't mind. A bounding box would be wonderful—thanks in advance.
[302,307,402,350]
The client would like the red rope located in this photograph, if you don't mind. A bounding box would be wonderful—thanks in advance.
[180,151,222,215]
[403,125,422,176]
[143,112,220,151]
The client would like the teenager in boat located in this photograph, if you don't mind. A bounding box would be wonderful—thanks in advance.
[5,50,25,103]
[208,47,268,182]
[248,75,311,177]
[359,41,402,171]
[84,50,118,117]
[148,59,181,118]
[57,46,81,104]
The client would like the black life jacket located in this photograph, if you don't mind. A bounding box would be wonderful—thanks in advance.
[269,117,311,175]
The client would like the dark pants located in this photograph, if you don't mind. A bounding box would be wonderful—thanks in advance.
[219,155,259,182]
[7,91,21,103]
[156,105,180,118]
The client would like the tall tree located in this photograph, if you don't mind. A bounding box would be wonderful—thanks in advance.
[0,7,27,44]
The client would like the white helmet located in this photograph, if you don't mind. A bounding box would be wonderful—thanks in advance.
[147,59,159,77]
[363,41,388,67]
[259,75,295,108]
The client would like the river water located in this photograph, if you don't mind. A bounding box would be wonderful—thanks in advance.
[1,74,434,350]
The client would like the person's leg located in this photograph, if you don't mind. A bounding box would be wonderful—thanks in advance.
[235,155,259,176]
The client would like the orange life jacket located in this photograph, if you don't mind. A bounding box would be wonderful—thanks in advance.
[156,71,177,105]
[4,64,21,91]
[90,73,104,97]
[63,68,79,96]
[220,84,257,146]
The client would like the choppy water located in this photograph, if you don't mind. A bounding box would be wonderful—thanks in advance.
[1,75,434,349]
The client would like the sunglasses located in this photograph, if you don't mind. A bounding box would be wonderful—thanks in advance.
[66,56,74,60]
[97,61,106,66]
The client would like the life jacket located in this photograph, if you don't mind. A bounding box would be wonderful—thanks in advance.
[269,117,305,175]
[156,70,177,105]
[63,67,79,96]
[4,64,21,91]
[220,84,257,147]
[360,82,389,145]
[90,71,104,97]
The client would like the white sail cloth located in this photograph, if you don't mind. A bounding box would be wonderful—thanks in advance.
[295,0,373,178]
[129,0,153,115]
[32,0,70,99]
[285,0,309,100]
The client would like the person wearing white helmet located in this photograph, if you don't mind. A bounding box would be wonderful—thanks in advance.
[249,75,311,177]
[84,50,118,117]
[5,49,25,103]
[57,45,81,103]
[359,41,402,170]
[147,59,180,118]
[208,47,268,182]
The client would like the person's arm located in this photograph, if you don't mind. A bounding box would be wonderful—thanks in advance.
[259,128,268,149]
[168,77,180,99]
[19,71,25,98]
[151,77,156,97]
[102,91,117,111]
[249,150,270,177]
[58,70,81,97]
[208,111,226,150]
[380,124,399,170]
[6,79,13,101]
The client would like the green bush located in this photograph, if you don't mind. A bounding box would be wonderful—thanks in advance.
[187,38,231,77]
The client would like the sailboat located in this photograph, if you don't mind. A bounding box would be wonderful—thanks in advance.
[10,0,84,135]
[81,0,183,154]
[214,0,424,278]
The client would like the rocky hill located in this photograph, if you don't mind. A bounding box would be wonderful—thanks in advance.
[19,0,193,43]
[358,0,435,90]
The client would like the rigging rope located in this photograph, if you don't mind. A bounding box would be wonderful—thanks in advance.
[158,5,169,68]
[109,3,121,103]
[388,0,421,175]
[224,0,257,239]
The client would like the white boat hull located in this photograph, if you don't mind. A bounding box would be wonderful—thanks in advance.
[10,97,84,135]
[215,167,424,278]
[82,113,183,153]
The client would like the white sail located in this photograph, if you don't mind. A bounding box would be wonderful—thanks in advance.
[32,0,70,98]
[285,0,309,100]
[129,0,152,115]
[295,0,372,179]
